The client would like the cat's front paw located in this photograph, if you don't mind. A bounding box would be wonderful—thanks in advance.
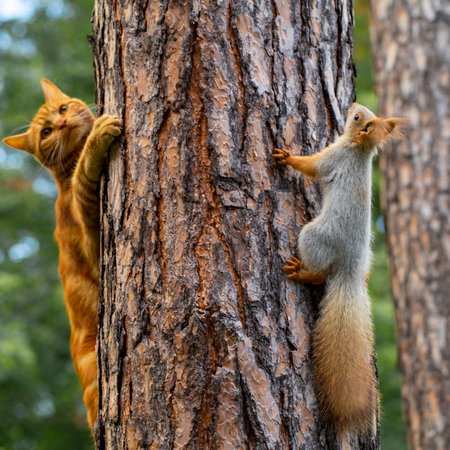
[91,115,122,151]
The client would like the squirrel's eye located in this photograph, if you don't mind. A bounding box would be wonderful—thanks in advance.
[41,127,52,139]
[59,105,68,114]
[354,114,360,121]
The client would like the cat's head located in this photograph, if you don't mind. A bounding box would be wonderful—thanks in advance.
[3,79,95,177]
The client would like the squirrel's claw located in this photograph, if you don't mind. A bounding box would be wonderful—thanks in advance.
[283,263,297,272]
[273,148,290,164]
[287,256,302,265]
[283,256,304,275]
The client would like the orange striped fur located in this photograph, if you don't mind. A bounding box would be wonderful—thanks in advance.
[3,79,121,428]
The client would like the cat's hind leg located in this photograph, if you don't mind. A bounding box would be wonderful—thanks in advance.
[70,326,98,427]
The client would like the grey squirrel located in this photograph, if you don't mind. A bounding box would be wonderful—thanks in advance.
[274,103,406,437]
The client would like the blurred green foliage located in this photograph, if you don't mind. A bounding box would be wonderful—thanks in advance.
[0,0,405,449]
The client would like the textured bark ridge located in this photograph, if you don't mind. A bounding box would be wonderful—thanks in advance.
[372,2,450,449]
[92,1,377,448]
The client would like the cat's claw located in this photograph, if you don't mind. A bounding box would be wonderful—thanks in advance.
[90,115,122,151]
[94,115,122,138]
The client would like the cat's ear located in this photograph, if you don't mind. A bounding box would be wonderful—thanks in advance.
[40,78,70,103]
[2,132,34,154]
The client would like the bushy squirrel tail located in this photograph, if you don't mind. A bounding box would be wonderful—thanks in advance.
[312,274,378,436]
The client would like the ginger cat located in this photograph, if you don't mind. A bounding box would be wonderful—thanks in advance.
[3,79,121,427]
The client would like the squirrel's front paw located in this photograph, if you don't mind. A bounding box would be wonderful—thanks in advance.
[91,115,122,150]
[283,256,304,279]
[273,148,291,164]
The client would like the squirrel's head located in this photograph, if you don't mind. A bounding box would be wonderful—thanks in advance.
[345,103,407,150]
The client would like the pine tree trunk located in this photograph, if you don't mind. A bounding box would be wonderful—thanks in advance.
[371,2,450,449]
[92,1,378,448]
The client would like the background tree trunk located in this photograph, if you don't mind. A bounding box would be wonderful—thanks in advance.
[92,1,377,448]
[371,2,450,449]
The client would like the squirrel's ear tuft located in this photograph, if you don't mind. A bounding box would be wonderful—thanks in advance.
[2,132,34,154]
[383,117,408,141]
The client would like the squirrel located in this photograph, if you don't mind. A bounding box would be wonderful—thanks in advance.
[273,103,406,438]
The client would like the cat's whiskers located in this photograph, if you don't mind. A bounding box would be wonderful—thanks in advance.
[35,159,50,176]
[39,138,58,168]
[34,148,56,179]
[44,142,60,171]
[39,132,64,176]
[55,133,69,177]
[77,109,96,121]
[11,122,33,134]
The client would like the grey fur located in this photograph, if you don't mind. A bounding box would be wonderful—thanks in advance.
[298,106,377,280]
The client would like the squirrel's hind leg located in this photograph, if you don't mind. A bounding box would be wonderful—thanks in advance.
[283,257,327,285]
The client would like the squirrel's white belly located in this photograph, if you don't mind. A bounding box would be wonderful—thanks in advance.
[298,195,371,275]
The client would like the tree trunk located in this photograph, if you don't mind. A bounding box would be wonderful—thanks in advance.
[92,1,377,448]
[371,2,450,449]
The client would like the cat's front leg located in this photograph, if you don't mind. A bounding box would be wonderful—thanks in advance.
[81,115,122,180]
[72,115,122,264]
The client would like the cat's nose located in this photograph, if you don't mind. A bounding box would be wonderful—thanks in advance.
[58,119,67,129]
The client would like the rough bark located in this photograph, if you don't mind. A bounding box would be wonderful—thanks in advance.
[371,2,450,449]
[92,1,377,448]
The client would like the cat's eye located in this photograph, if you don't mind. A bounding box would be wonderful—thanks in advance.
[41,127,53,139]
[354,114,360,121]
[59,105,68,114]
